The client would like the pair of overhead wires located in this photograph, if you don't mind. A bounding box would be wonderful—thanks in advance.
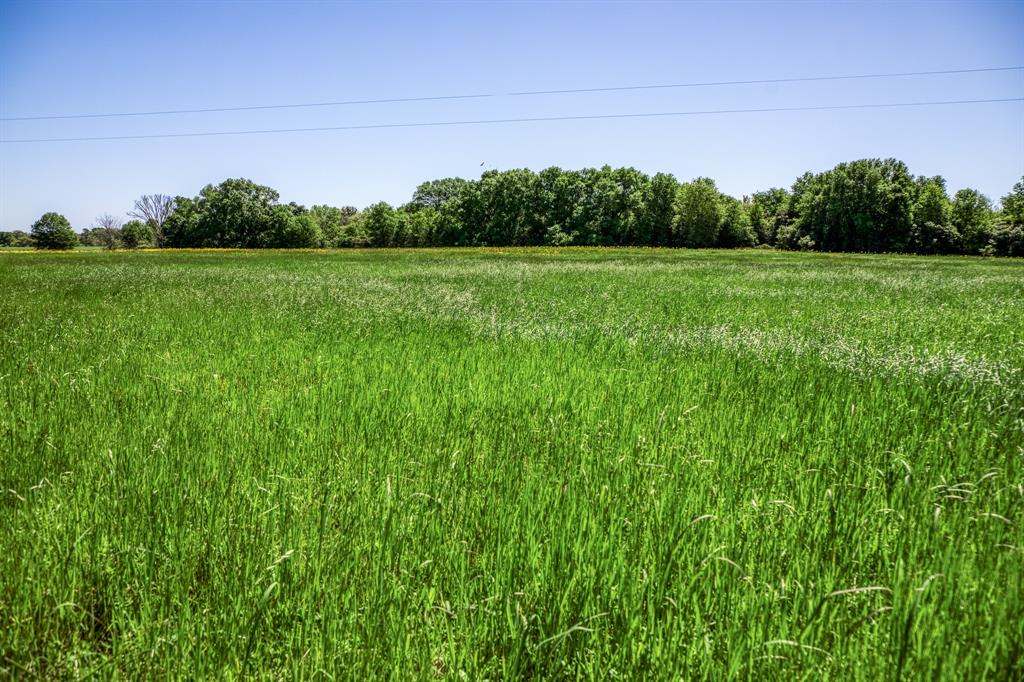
[1,65,1021,143]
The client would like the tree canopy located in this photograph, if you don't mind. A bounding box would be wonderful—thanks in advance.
[162,179,321,249]
[23,165,1018,256]
[30,212,78,250]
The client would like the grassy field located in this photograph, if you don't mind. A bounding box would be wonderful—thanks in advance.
[1,248,1022,679]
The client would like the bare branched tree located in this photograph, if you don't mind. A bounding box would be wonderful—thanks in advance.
[129,194,175,247]
[94,214,122,250]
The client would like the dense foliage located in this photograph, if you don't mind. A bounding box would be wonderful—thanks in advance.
[0,230,33,247]
[154,162,1021,255]
[7,161,1022,256]
[162,179,321,248]
[29,212,77,250]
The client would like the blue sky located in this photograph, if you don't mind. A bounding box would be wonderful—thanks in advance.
[1,0,1022,231]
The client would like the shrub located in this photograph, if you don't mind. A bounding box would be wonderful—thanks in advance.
[120,220,153,249]
[909,222,960,255]
[988,223,1024,257]
[0,230,33,247]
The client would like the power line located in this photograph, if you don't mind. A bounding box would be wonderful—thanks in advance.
[2,97,1020,144]
[1,66,1021,122]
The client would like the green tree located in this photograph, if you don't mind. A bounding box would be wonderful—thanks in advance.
[999,177,1024,227]
[267,209,321,248]
[310,205,345,247]
[362,202,402,247]
[951,188,993,254]
[909,177,957,254]
[791,159,915,253]
[162,178,281,248]
[162,196,203,248]
[409,178,468,211]
[401,206,442,246]
[30,212,77,250]
[120,220,153,249]
[338,212,371,247]
[717,196,756,247]
[675,178,722,247]
[0,231,32,247]
[747,188,790,245]
[912,178,951,228]
[457,169,542,246]
[608,166,649,245]
[534,167,586,246]
[639,173,679,246]
[77,229,100,246]
[988,223,1024,257]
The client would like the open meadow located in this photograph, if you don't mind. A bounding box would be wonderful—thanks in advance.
[1,248,1022,679]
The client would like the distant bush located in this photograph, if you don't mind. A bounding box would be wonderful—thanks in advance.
[909,221,961,255]
[120,220,153,249]
[987,223,1024,257]
[0,230,33,247]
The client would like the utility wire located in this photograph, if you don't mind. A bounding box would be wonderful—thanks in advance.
[2,97,1020,144]
[1,66,1021,122]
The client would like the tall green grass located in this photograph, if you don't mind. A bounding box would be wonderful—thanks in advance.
[1,248,1022,679]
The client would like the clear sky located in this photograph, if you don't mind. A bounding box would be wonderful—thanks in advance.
[1,0,1022,231]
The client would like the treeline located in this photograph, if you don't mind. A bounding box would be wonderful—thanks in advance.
[4,159,1023,256]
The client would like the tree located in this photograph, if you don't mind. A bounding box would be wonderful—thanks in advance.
[409,178,468,211]
[338,212,371,247]
[266,209,321,248]
[534,167,586,247]
[94,214,123,250]
[986,177,1024,257]
[605,166,648,245]
[912,178,951,229]
[161,179,281,248]
[988,223,1024,257]
[789,159,915,253]
[0,231,31,247]
[908,178,956,254]
[31,212,77,250]
[106,162,1022,255]
[467,169,542,246]
[717,196,756,247]
[950,188,993,254]
[999,177,1024,227]
[909,221,960,255]
[675,178,722,247]
[161,196,202,248]
[120,220,152,249]
[129,194,175,247]
[748,188,790,245]
[362,202,402,247]
[639,173,679,246]
[310,205,344,247]
[403,206,443,246]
